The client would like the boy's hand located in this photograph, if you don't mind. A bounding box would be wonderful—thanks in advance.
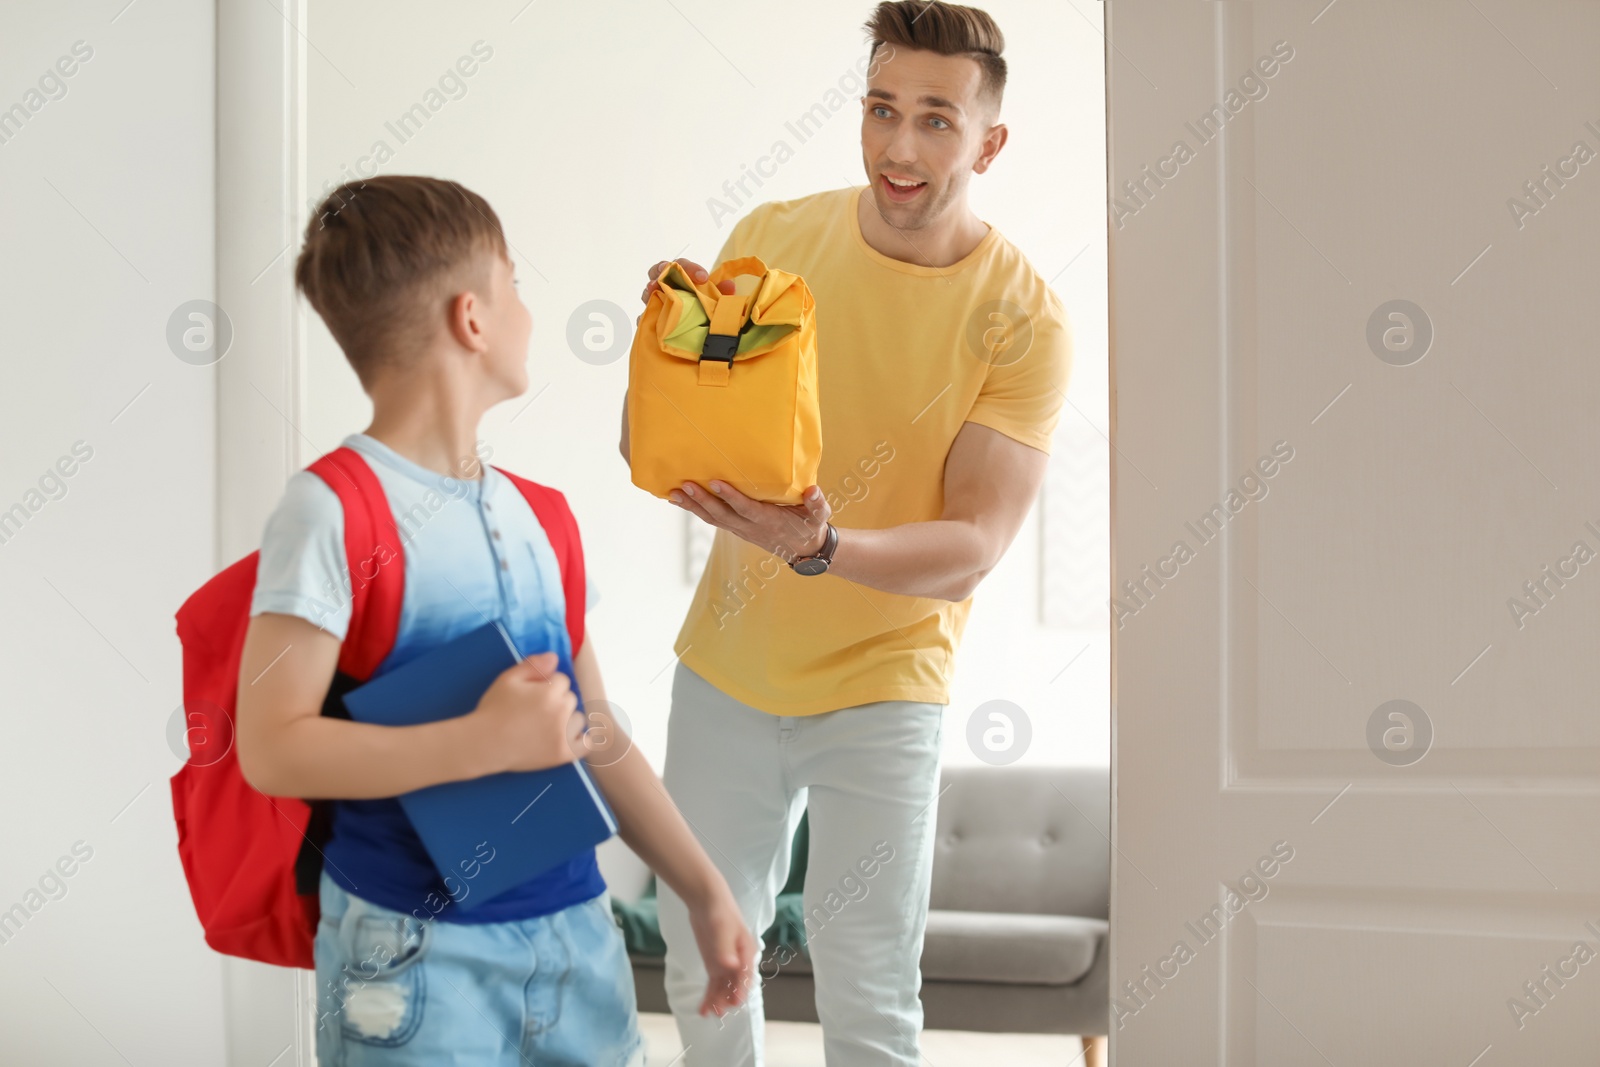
[641,258,736,305]
[470,652,591,774]
[689,888,759,1018]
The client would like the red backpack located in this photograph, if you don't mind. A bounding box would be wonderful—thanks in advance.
[169,446,587,969]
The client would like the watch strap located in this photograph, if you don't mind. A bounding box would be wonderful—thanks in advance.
[791,522,837,573]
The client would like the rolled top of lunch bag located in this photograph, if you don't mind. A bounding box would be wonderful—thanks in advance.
[652,256,809,362]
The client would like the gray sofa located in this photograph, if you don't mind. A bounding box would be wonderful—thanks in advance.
[630,764,1110,1047]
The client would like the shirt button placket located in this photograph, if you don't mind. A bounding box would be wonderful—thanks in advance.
[481,486,514,615]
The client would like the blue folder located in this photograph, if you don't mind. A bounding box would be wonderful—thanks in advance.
[341,620,618,911]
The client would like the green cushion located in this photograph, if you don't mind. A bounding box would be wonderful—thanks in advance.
[612,891,668,957]
[614,810,810,957]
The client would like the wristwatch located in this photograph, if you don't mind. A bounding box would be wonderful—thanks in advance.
[790,522,838,576]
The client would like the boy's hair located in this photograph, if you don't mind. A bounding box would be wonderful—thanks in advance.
[862,1,1006,116]
[293,175,509,386]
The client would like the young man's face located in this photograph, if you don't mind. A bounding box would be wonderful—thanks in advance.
[481,249,532,399]
[859,46,999,230]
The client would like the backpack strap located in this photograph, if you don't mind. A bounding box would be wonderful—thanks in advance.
[494,468,586,659]
[289,446,405,898]
[307,447,405,681]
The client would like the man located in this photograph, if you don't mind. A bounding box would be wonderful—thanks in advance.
[619,3,1073,1063]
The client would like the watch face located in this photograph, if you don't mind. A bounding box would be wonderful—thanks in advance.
[794,557,828,576]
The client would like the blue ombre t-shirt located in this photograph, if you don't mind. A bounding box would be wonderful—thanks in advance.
[249,432,605,922]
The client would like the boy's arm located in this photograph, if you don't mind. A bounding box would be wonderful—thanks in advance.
[572,635,727,907]
[236,613,493,798]
[235,612,576,799]
[573,633,757,1014]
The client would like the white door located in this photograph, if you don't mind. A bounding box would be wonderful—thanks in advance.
[1110,2,1600,1063]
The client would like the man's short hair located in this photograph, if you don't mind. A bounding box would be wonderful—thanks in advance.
[293,175,508,386]
[862,1,1007,115]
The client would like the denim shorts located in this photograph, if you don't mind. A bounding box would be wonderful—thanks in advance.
[313,871,646,1066]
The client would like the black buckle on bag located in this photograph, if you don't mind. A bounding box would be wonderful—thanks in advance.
[700,316,754,364]
[701,333,739,363]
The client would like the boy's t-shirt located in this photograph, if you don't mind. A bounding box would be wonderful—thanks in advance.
[672,185,1075,716]
[249,432,605,922]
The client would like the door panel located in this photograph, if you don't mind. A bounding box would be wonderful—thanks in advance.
[1110,2,1600,1063]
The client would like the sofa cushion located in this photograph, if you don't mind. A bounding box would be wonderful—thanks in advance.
[920,909,1106,986]
[930,766,1110,921]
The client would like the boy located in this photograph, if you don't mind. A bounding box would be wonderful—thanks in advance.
[235,174,755,1066]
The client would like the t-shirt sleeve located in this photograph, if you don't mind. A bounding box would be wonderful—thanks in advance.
[963,293,1075,455]
[249,470,352,640]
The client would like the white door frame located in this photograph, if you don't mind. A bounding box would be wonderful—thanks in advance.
[216,0,316,1061]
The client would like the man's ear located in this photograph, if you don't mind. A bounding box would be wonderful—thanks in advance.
[445,289,489,353]
[972,122,1007,175]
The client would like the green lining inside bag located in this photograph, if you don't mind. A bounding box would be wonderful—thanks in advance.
[659,272,797,358]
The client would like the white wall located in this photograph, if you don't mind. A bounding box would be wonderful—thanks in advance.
[293,0,1110,815]
[0,3,225,1065]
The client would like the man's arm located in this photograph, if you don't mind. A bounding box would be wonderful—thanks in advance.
[824,421,1048,600]
[668,420,1049,602]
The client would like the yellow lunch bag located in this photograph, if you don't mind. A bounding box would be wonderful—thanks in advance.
[627,255,821,505]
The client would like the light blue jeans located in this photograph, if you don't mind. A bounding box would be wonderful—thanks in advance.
[313,871,646,1066]
[656,662,946,1066]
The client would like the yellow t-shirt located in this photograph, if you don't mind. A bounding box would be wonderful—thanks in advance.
[672,185,1073,715]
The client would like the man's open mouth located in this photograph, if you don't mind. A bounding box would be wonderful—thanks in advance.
[880,172,928,203]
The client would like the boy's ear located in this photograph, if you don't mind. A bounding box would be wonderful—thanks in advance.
[445,288,489,354]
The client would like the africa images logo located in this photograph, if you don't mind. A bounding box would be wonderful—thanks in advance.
[1112,441,1295,629]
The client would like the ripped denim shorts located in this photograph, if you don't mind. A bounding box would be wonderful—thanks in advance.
[313,870,646,1066]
